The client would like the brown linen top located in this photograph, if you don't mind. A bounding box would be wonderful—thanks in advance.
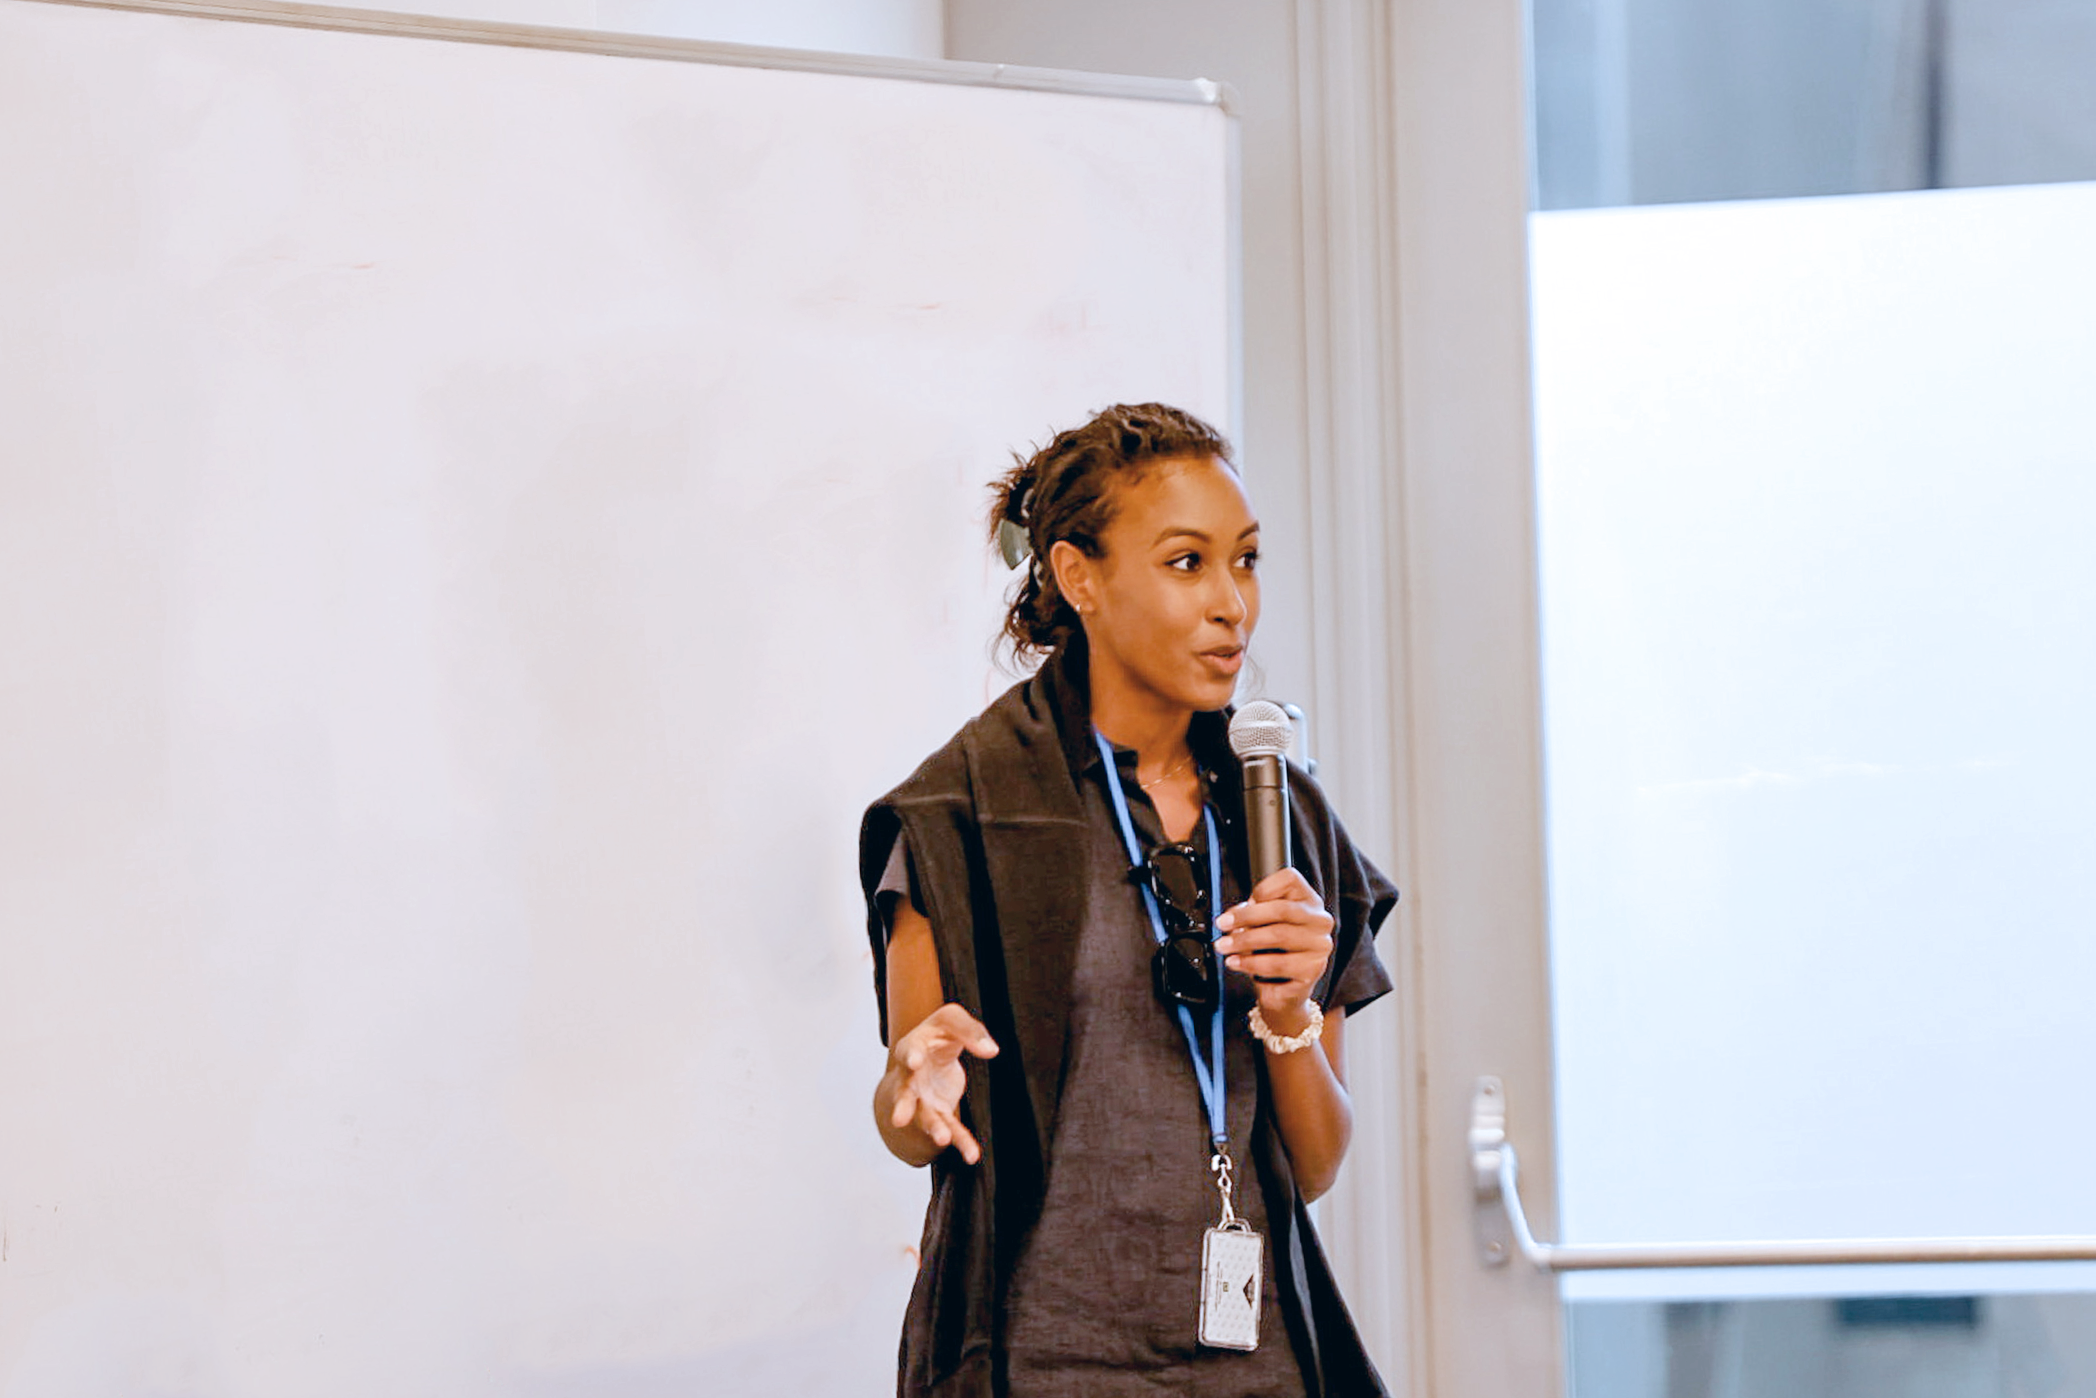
[880,736,1391,1396]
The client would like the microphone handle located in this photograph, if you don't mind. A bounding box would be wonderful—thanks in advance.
[1242,753,1291,884]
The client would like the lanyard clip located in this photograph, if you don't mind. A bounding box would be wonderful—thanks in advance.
[1210,1147,1243,1230]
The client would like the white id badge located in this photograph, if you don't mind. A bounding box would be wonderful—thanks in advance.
[1197,1223,1264,1351]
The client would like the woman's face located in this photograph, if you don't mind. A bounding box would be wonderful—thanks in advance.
[1053,454,1261,715]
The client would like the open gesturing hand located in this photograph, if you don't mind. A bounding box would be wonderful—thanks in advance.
[887,1003,999,1165]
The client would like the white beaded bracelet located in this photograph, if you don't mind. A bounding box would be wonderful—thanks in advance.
[1247,1000,1324,1054]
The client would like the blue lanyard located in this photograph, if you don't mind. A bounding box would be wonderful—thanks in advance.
[1093,730,1227,1151]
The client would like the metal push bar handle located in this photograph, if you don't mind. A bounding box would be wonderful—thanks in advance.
[1489,1141,2096,1271]
[1470,1077,2096,1272]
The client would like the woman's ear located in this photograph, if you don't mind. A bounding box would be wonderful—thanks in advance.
[1048,539,1097,617]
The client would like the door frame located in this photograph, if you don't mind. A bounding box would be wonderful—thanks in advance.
[1299,0,1567,1392]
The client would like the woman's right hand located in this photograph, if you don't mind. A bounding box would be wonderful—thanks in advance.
[885,1003,999,1164]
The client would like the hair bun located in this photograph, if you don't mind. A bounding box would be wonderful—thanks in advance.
[985,403,1234,658]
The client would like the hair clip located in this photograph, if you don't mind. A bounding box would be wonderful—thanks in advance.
[996,517,1031,570]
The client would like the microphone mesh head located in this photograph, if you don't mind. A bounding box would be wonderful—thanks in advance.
[1228,700,1294,761]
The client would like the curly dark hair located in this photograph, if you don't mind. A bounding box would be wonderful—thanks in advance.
[988,402,1236,657]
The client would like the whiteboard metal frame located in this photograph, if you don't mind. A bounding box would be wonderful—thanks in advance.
[25,0,1238,113]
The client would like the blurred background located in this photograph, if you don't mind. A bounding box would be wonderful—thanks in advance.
[1532,0,2096,207]
[5,2,2093,1395]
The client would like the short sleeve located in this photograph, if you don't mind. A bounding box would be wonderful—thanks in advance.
[1312,811,1400,1019]
[873,828,918,943]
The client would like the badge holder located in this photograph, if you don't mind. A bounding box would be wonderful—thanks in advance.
[1198,1149,1263,1351]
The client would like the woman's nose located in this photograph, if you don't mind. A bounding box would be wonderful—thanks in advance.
[1209,574,1248,626]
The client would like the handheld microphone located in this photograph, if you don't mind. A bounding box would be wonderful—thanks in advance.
[1228,701,1295,883]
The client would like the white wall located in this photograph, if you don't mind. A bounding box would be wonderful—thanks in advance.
[946,0,1319,715]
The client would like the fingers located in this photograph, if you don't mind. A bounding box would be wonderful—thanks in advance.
[910,1089,982,1164]
[1250,867,1318,906]
[889,1008,999,1084]
[891,1080,922,1129]
[1216,921,1332,954]
[1214,883,1333,987]
[1215,870,1329,947]
[924,1003,1000,1059]
[887,1004,993,1164]
[1215,917,1333,961]
[1216,896,1332,935]
[1226,950,1330,986]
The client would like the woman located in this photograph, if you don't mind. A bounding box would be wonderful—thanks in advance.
[860,404,1398,1397]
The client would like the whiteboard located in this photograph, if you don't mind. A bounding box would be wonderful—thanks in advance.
[1533,182,2096,1302]
[0,3,1232,1392]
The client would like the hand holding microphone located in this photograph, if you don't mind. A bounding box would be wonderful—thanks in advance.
[1215,702,1334,1047]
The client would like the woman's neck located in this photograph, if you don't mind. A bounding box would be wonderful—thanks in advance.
[1087,666,1195,771]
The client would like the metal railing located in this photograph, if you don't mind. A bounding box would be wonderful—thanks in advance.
[1471,1077,2096,1272]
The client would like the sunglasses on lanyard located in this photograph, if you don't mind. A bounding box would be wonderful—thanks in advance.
[1143,840,1220,1011]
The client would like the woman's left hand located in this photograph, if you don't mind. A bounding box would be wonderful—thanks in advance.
[1213,868,1334,1033]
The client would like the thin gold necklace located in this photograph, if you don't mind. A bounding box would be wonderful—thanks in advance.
[1138,753,1196,791]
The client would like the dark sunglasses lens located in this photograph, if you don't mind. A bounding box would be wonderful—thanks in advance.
[1153,931,1217,1009]
[1147,846,1206,920]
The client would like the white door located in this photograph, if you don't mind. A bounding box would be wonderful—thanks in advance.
[1453,2,2096,1393]
[1376,3,2096,1394]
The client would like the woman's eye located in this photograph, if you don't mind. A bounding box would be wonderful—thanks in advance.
[1237,549,1260,573]
[1167,553,1201,573]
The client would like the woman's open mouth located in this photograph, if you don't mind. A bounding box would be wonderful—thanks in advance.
[1199,646,1245,677]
